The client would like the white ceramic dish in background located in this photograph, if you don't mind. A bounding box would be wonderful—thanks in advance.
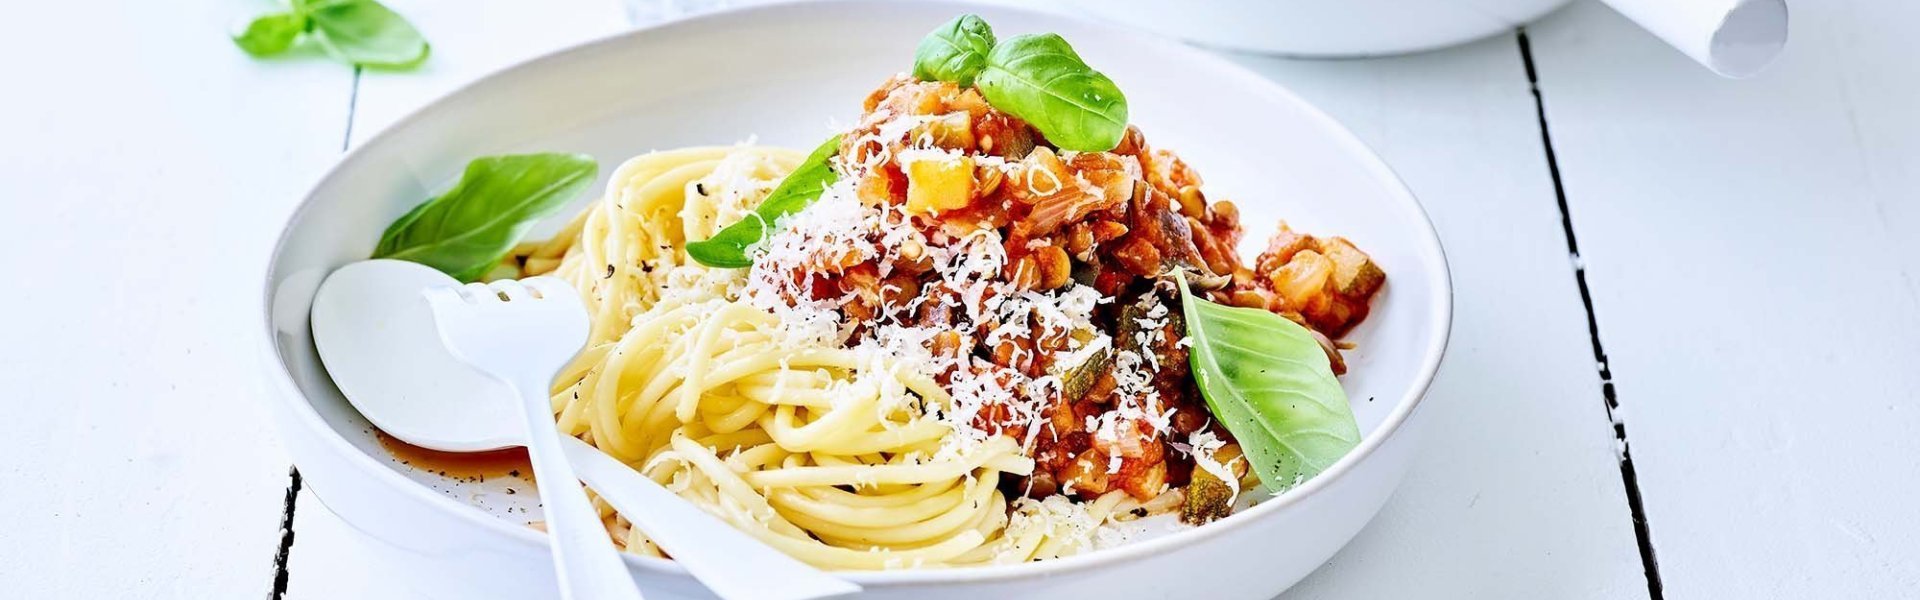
[259,2,1453,599]
[1056,0,1573,56]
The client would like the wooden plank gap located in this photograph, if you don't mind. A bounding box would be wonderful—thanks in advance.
[342,67,363,152]
[1515,27,1667,600]
[269,467,303,600]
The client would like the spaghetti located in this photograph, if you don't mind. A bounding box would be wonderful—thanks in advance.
[520,146,1118,568]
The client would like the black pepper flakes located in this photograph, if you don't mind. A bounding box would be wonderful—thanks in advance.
[695,182,708,196]
[605,264,615,279]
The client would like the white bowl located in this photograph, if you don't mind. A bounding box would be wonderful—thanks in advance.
[1057,0,1574,56]
[259,2,1453,598]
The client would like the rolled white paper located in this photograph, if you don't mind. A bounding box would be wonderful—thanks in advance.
[1597,0,1789,78]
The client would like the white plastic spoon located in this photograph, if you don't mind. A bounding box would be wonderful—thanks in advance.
[311,259,861,600]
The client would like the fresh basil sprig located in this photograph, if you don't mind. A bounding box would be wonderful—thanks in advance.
[686,135,845,269]
[233,12,307,56]
[232,0,429,70]
[977,34,1129,152]
[909,15,1129,152]
[373,153,598,281]
[1175,271,1361,493]
[912,15,996,87]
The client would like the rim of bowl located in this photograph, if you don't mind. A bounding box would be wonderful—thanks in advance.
[1055,0,1575,58]
[258,0,1455,587]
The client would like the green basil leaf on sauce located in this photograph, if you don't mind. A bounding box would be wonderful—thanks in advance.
[977,33,1129,152]
[231,12,306,57]
[687,135,844,269]
[373,153,598,281]
[305,0,430,69]
[907,16,1130,152]
[912,14,996,88]
[1176,271,1361,493]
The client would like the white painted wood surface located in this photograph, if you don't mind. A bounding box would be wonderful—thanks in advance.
[1230,37,1651,599]
[8,0,1919,598]
[0,0,350,596]
[1529,1,1920,597]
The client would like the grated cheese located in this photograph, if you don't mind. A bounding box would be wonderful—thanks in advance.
[998,495,1105,562]
[738,105,1180,476]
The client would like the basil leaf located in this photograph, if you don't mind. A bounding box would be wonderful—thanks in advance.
[912,14,996,88]
[1176,271,1360,493]
[373,153,598,281]
[306,0,429,69]
[231,12,306,57]
[686,135,844,268]
[977,33,1129,152]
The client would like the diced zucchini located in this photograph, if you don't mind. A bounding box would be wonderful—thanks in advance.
[1322,236,1384,297]
[1060,346,1111,401]
[1180,466,1234,525]
[910,112,975,151]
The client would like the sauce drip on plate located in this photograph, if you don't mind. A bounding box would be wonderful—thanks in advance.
[375,430,534,484]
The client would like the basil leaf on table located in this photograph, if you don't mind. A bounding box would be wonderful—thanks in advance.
[976,33,1129,152]
[912,14,996,88]
[303,0,429,69]
[231,12,307,57]
[373,153,598,282]
[1176,271,1361,493]
[686,135,844,268]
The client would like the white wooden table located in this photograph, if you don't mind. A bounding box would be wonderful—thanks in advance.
[4,0,1915,597]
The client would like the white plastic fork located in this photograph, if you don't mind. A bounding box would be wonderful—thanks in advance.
[559,437,862,600]
[422,277,645,600]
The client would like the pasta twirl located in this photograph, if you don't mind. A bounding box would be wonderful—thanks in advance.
[521,146,1106,568]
